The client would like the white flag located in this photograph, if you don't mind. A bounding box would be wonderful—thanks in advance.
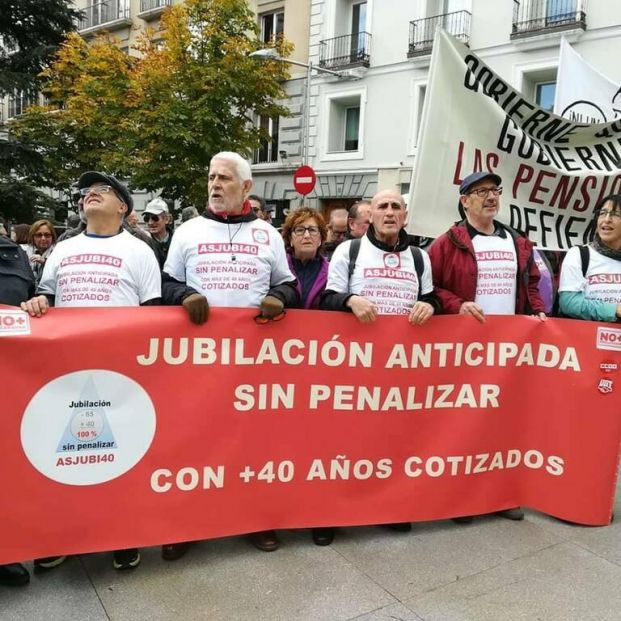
[407,30,621,251]
[554,37,621,123]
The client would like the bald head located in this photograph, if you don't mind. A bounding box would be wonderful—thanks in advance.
[371,189,407,245]
[327,208,348,242]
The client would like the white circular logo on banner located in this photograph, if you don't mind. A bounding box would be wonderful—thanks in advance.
[21,370,156,486]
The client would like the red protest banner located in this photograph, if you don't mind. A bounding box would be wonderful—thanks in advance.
[0,308,620,564]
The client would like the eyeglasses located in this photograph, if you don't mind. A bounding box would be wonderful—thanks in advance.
[143,214,162,222]
[34,233,52,238]
[467,187,503,198]
[597,208,621,220]
[292,225,320,237]
[254,310,286,325]
[79,185,114,197]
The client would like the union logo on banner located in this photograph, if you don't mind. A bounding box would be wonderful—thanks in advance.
[596,327,621,352]
[0,309,30,336]
[598,378,614,394]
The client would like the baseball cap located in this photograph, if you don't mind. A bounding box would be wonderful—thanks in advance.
[144,197,170,216]
[459,171,502,195]
[78,171,134,213]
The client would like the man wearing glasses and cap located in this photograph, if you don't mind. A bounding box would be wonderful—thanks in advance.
[143,197,174,268]
[427,170,546,523]
[21,171,161,571]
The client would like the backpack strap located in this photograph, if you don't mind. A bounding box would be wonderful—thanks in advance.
[349,239,425,298]
[348,238,361,280]
[410,246,424,298]
[579,244,590,276]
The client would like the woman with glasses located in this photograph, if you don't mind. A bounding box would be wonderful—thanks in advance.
[280,208,335,546]
[25,219,56,284]
[281,208,329,310]
[559,194,621,322]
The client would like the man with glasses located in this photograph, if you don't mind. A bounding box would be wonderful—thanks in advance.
[161,151,298,559]
[428,171,546,523]
[323,208,349,260]
[143,197,174,268]
[21,171,161,571]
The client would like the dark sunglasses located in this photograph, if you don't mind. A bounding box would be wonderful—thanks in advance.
[143,214,162,222]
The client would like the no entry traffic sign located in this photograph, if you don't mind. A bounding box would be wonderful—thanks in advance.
[293,165,317,196]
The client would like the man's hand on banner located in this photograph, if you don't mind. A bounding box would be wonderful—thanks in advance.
[346,295,378,324]
[21,295,50,317]
[182,293,209,325]
[408,301,434,326]
[259,295,285,320]
[459,301,485,323]
[535,312,548,321]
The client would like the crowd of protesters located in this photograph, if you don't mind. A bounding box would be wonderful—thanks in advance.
[1,151,620,587]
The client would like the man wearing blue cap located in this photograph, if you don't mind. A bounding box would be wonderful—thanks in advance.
[428,170,546,522]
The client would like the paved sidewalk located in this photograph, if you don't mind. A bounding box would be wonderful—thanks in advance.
[3,483,621,621]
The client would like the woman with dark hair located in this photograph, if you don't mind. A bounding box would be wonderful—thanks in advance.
[25,219,56,284]
[559,193,621,321]
[281,207,329,309]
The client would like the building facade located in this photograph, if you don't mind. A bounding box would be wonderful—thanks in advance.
[255,0,621,221]
[3,1,621,221]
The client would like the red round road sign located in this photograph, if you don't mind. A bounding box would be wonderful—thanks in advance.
[293,165,317,196]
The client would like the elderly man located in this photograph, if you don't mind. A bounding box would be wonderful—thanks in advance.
[21,171,161,571]
[323,208,349,260]
[320,189,440,533]
[248,194,274,224]
[161,151,298,559]
[428,170,546,523]
[321,189,439,324]
[348,200,371,239]
[143,197,174,267]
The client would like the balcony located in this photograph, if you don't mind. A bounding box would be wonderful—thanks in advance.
[78,1,132,34]
[138,0,172,21]
[319,32,371,71]
[408,10,471,57]
[512,0,586,39]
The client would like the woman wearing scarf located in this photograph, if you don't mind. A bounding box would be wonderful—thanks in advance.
[559,194,621,322]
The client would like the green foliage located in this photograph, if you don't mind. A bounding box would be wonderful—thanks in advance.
[12,0,293,208]
[0,0,80,221]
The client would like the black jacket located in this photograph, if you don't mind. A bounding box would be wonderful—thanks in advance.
[0,236,36,306]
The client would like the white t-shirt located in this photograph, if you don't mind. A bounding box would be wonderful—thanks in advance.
[327,237,434,315]
[559,245,621,303]
[39,231,161,307]
[472,234,517,315]
[163,216,294,308]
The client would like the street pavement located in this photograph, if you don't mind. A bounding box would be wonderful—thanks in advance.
[3,480,621,621]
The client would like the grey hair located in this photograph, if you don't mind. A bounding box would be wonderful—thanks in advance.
[211,151,252,182]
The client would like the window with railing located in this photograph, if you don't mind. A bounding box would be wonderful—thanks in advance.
[78,0,131,31]
[253,115,280,164]
[408,10,471,57]
[512,0,586,38]
[319,32,371,70]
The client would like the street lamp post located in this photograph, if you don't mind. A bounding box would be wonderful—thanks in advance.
[249,48,345,167]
